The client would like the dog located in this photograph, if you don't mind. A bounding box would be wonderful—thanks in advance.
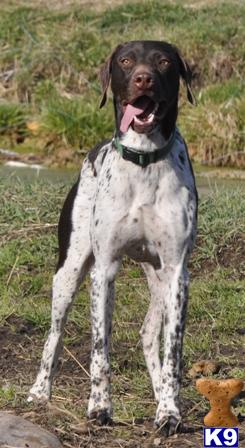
[28,41,198,437]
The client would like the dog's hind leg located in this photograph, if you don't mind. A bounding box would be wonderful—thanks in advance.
[28,160,95,402]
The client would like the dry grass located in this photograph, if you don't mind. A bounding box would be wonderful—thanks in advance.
[0,0,244,166]
[1,0,127,12]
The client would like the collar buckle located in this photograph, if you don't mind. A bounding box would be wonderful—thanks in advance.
[138,152,155,167]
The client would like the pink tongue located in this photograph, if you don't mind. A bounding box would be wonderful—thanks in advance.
[120,97,151,133]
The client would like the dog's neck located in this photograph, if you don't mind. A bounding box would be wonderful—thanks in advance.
[118,127,169,153]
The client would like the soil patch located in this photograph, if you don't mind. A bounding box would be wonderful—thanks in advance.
[0,316,244,447]
[190,232,244,279]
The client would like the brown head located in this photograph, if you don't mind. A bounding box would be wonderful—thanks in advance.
[100,41,195,139]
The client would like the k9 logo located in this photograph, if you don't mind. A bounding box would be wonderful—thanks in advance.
[204,428,239,448]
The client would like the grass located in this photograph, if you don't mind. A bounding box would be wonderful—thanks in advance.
[193,189,245,270]
[0,173,244,446]
[0,0,244,166]
[40,90,113,148]
[0,102,28,144]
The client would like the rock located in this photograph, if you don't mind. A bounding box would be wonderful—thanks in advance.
[0,411,62,448]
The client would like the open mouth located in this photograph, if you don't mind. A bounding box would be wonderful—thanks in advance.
[120,96,159,133]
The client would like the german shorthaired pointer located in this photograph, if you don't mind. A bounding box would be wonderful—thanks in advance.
[28,41,198,437]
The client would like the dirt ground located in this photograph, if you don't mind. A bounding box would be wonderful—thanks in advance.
[0,223,244,447]
[1,238,245,447]
[190,232,244,280]
[1,312,244,448]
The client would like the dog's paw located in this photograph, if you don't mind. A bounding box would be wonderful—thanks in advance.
[88,388,112,425]
[87,408,113,426]
[154,414,182,437]
[27,385,50,403]
[27,393,49,403]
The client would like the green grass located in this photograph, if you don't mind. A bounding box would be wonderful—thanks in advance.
[0,0,244,165]
[193,189,245,268]
[40,90,113,148]
[0,102,28,139]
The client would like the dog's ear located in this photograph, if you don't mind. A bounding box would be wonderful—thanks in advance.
[175,47,196,105]
[99,44,125,108]
[99,56,112,108]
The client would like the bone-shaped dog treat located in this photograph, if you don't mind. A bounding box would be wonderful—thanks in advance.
[196,378,244,427]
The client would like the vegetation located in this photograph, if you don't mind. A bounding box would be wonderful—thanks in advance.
[0,0,244,166]
[0,1,244,446]
[0,173,244,446]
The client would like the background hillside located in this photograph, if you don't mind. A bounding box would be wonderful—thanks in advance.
[0,0,244,167]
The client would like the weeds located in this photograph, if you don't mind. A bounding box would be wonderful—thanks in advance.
[0,102,28,140]
[40,89,113,148]
[0,0,244,165]
[180,89,245,164]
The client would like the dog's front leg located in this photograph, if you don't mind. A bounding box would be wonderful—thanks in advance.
[140,263,164,402]
[87,259,120,425]
[154,264,189,436]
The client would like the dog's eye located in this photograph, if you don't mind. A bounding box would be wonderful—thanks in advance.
[120,58,132,67]
[159,59,170,68]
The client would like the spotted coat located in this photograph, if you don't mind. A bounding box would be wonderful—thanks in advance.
[28,40,198,437]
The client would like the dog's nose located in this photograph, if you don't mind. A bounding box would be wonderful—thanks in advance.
[133,72,154,90]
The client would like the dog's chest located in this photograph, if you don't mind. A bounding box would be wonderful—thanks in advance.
[93,144,196,247]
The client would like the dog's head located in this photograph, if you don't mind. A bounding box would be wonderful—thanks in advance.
[100,41,195,137]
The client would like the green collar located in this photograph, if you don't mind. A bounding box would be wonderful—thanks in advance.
[113,129,176,168]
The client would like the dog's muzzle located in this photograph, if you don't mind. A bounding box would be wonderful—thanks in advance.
[120,96,160,134]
